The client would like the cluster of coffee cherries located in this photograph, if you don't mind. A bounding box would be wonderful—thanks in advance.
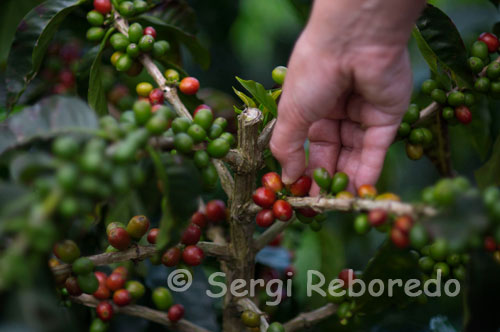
[480,186,500,263]
[105,215,150,251]
[40,40,81,95]
[157,200,227,268]
[325,268,364,325]
[468,32,500,96]
[240,310,285,332]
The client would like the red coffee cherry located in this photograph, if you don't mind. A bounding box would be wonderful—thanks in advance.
[93,283,111,300]
[296,207,318,218]
[143,26,157,39]
[112,266,129,279]
[168,304,185,323]
[479,32,500,52]
[96,301,114,321]
[94,271,107,285]
[193,104,213,117]
[394,215,413,234]
[368,209,387,227]
[252,187,276,208]
[181,224,202,245]
[65,276,82,296]
[113,289,132,306]
[162,247,181,267]
[256,209,275,228]
[272,200,293,221]
[106,273,126,291]
[93,0,111,14]
[338,268,356,288]
[182,245,204,266]
[261,172,283,193]
[358,184,377,199]
[289,175,312,197]
[191,211,207,228]
[484,236,497,252]
[455,105,472,124]
[269,233,283,246]
[205,200,227,223]
[391,227,410,249]
[147,228,159,244]
[108,227,131,251]
[149,88,164,105]
[179,77,200,95]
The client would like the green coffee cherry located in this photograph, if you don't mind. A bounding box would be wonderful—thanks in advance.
[421,79,437,95]
[146,115,169,135]
[406,143,423,160]
[77,273,99,294]
[126,43,140,58]
[80,151,103,174]
[72,257,94,275]
[403,104,420,124]
[398,122,411,137]
[119,1,135,17]
[208,124,224,139]
[133,100,152,125]
[418,256,435,272]
[420,128,433,146]
[87,27,105,42]
[468,57,484,74]
[442,106,455,120]
[194,108,214,130]
[194,150,210,168]
[165,69,180,81]
[207,138,230,158]
[139,35,155,52]
[474,77,490,93]
[174,133,194,153]
[431,89,447,104]
[201,163,218,189]
[213,117,228,130]
[53,137,79,159]
[354,214,370,234]
[429,238,449,261]
[57,165,79,191]
[471,41,489,60]
[220,132,235,147]
[491,81,500,95]
[312,168,332,191]
[172,117,192,133]
[409,223,428,249]
[110,33,129,52]
[331,172,349,194]
[87,10,104,26]
[433,262,450,277]
[409,128,424,144]
[128,23,143,43]
[152,40,170,58]
[187,124,207,143]
[271,66,287,85]
[487,62,500,80]
[447,91,464,107]
[133,0,148,13]
[464,92,475,107]
[58,197,79,218]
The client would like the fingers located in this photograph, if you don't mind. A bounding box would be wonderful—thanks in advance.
[306,119,341,196]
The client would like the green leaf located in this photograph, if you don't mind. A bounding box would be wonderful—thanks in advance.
[138,15,210,70]
[413,4,473,89]
[232,87,256,108]
[463,95,491,161]
[236,77,277,117]
[5,0,85,109]
[293,229,322,304]
[475,135,500,189]
[88,28,115,116]
[0,95,99,155]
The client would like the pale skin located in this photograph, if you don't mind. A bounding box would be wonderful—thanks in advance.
[270,0,427,194]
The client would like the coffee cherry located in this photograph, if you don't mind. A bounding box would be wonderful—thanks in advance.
[136,82,153,97]
[398,122,411,137]
[113,289,131,306]
[202,163,218,190]
[172,117,192,133]
[475,77,491,93]
[193,104,213,117]
[108,227,131,251]
[152,287,173,310]
[420,128,433,146]
[207,124,223,139]
[174,133,194,153]
[455,105,472,124]
[256,209,275,227]
[168,304,185,323]
[220,132,236,147]
[487,62,500,80]
[336,191,354,199]
[479,32,500,52]
[87,27,105,42]
[313,168,332,192]
[241,310,260,328]
[272,200,293,221]
[106,222,125,236]
[57,164,79,191]
[394,215,413,234]
[149,88,164,105]
[213,117,228,130]
[139,35,155,52]
[442,106,455,121]
[453,265,466,281]
[152,40,170,58]
[179,77,200,95]
[272,66,287,85]
[146,114,169,135]
[468,57,485,74]
[126,215,150,240]
[165,69,180,81]
[147,228,159,244]
[191,212,207,228]
[110,51,123,66]
[358,184,377,199]
[77,273,99,294]
[419,256,435,272]
[205,200,227,222]
[89,318,108,332]
[409,128,424,144]
[87,10,104,26]
[182,245,204,266]
[93,283,111,300]
[181,224,202,245]
[368,209,387,226]
[54,240,80,263]
[447,91,464,107]
[354,214,370,235]
[65,276,82,296]
[406,143,423,160]
[94,0,111,14]
[429,238,449,261]
[431,89,447,104]
[484,236,497,252]
[403,104,420,124]
[262,172,283,193]
[253,187,276,208]
[128,23,143,43]
[143,26,157,39]
[267,322,285,332]
[125,280,145,300]
[112,266,128,279]
[471,41,489,59]
[187,124,207,143]
[72,257,94,275]
[391,228,409,248]
[207,137,231,158]
[125,42,139,58]
[110,33,129,52]
[421,79,437,95]
[96,301,114,321]
[52,136,79,159]
[491,81,500,96]
[193,108,214,130]
[193,150,210,169]
[331,172,349,194]
[433,262,450,277]
[118,1,135,17]
[338,268,355,288]
[289,175,312,196]
[106,273,126,291]
[162,247,181,267]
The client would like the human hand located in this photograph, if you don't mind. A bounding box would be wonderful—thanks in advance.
[270,0,426,194]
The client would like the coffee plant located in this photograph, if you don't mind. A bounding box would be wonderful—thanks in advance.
[1,0,500,331]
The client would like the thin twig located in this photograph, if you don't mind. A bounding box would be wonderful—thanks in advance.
[71,294,212,332]
[254,217,295,252]
[414,101,440,126]
[283,303,337,332]
[257,118,276,150]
